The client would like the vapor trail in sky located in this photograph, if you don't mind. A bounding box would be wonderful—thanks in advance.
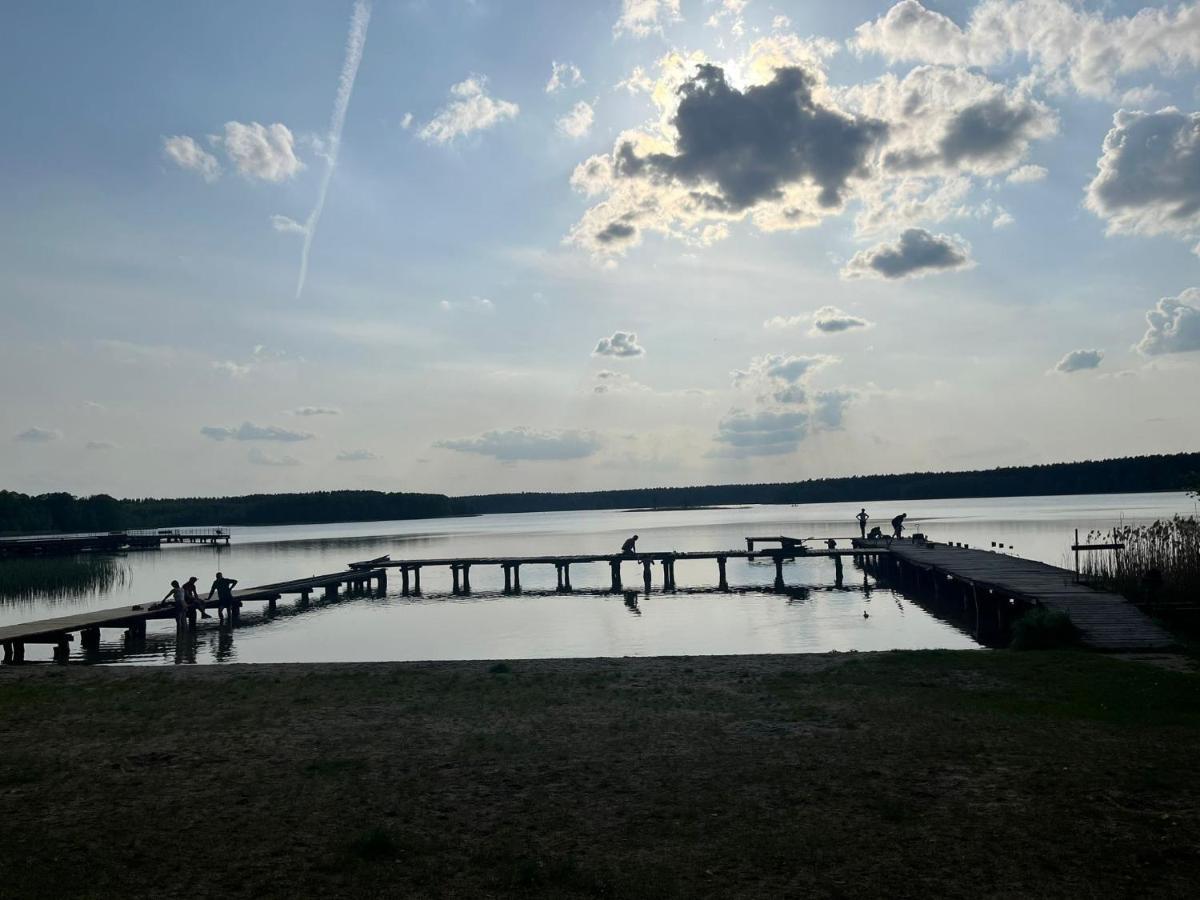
[295,0,371,298]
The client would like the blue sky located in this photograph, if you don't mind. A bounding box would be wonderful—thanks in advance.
[2,0,1199,498]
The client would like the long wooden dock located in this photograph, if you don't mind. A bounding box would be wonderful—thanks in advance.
[0,567,385,664]
[349,545,880,595]
[862,538,1173,651]
[0,528,230,557]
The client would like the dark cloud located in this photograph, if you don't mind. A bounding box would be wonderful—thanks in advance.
[1086,109,1200,241]
[812,390,855,428]
[1136,289,1200,355]
[1054,349,1104,373]
[435,427,603,462]
[623,64,886,213]
[812,306,871,334]
[842,228,972,280]
[711,409,810,457]
[937,95,1039,167]
[595,221,637,244]
[13,427,61,443]
[593,331,646,358]
[200,422,314,442]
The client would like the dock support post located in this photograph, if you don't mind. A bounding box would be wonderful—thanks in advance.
[610,559,623,592]
[12,642,25,663]
[401,567,410,596]
[325,584,338,601]
[503,565,512,594]
[718,556,728,591]
[555,564,563,592]
[462,564,471,594]
[412,566,422,594]
[773,553,785,591]
[377,571,387,595]
[833,555,843,587]
[643,560,653,594]
[451,565,461,594]
[2,641,11,663]
[563,563,572,592]
[54,637,70,664]
[300,589,310,607]
[746,538,754,559]
[663,557,676,592]
[268,595,277,613]
[511,565,521,593]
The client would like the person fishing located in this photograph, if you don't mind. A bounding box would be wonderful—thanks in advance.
[856,508,869,539]
[891,513,908,539]
[207,571,239,624]
[621,535,639,556]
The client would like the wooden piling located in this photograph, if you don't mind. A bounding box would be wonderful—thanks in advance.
[451,565,461,594]
[717,556,728,591]
[503,564,513,594]
[401,567,410,595]
[773,553,785,591]
[562,563,572,591]
[834,555,844,587]
[511,564,520,593]
[461,564,471,594]
[609,559,622,592]
[642,559,653,594]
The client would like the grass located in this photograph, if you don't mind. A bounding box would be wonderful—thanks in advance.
[1010,607,1081,650]
[0,554,128,603]
[1,651,1199,898]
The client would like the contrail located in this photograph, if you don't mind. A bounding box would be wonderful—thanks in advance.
[296,0,371,298]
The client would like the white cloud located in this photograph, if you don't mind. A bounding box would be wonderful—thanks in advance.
[400,112,413,129]
[842,228,973,280]
[248,448,302,467]
[288,406,341,417]
[614,0,682,38]
[1007,164,1047,183]
[1053,348,1104,373]
[1085,108,1200,246]
[732,353,836,401]
[162,135,221,182]
[336,449,378,461]
[200,422,314,442]
[593,330,645,358]
[212,360,252,378]
[992,210,1014,228]
[439,296,494,313]
[271,214,308,235]
[852,0,1200,99]
[13,427,61,443]
[436,427,603,461]
[615,65,654,94]
[1136,288,1200,355]
[592,370,650,394]
[546,61,584,93]
[218,121,305,182]
[556,101,595,139]
[707,0,749,38]
[418,76,519,144]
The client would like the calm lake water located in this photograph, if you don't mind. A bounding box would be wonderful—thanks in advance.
[2,492,1195,665]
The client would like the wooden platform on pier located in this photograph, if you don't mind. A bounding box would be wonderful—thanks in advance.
[864,539,1173,651]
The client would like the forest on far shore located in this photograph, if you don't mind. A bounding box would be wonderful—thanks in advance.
[2,452,1197,536]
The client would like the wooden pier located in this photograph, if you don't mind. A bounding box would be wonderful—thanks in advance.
[859,538,1173,651]
[0,528,230,557]
[349,545,881,596]
[0,567,385,664]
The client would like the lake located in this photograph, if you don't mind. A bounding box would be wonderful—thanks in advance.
[1,491,1195,665]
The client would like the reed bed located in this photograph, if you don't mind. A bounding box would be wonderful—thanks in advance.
[0,554,129,604]
[1080,516,1200,610]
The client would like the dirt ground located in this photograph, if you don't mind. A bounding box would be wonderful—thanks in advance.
[2,650,1199,898]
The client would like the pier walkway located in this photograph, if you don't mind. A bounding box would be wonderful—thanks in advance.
[0,567,385,663]
[861,538,1173,651]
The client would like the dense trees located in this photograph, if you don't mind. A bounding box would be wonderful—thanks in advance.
[1,453,1197,535]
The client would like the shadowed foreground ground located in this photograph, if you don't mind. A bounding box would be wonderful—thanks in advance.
[2,651,1199,898]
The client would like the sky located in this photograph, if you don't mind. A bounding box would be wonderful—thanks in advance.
[2,0,1199,499]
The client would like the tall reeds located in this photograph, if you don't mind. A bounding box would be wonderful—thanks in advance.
[1079,517,1200,609]
[0,555,129,604]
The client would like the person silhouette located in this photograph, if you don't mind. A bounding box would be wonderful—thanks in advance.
[621,535,639,555]
[856,508,869,539]
[891,513,907,539]
[207,571,239,624]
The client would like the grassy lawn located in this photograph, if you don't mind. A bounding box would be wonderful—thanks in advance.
[2,651,1199,898]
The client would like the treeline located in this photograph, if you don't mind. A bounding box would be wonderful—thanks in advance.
[0,490,451,535]
[451,453,1200,515]
[1,453,1197,535]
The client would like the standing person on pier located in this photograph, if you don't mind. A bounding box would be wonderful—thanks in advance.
[891,513,907,540]
[207,572,238,624]
[856,508,869,539]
